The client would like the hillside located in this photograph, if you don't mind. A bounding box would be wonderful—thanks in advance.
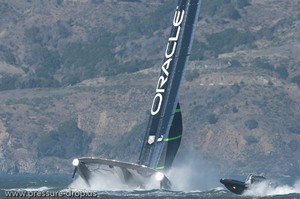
[0,0,300,179]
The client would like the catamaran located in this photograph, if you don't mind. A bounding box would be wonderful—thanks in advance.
[71,0,201,189]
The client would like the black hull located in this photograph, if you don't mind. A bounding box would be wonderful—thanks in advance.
[220,178,247,195]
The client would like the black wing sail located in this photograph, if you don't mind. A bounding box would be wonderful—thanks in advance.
[138,0,201,169]
[156,103,182,171]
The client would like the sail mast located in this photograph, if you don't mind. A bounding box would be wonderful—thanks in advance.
[139,0,201,169]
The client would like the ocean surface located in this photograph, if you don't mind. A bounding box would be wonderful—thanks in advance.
[1,174,300,199]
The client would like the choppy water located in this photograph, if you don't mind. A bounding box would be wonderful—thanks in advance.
[1,174,300,199]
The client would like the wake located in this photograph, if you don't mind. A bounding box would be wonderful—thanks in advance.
[5,186,51,192]
[68,174,161,191]
[243,180,300,196]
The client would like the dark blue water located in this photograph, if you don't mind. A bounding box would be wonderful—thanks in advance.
[1,174,300,199]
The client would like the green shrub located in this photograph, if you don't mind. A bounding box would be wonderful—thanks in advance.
[60,39,115,84]
[190,40,208,60]
[230,83,241,94]
[233,0,251,8]
[291,75,300,87]
[275,66,289,79]
[219,3,241,20]
[91,0,103,3]
[185,69,200,82]
[288,127,300,135]
[288,140,299,152]
[33,46,61,71]
[37,119,92,158]
[0,45,17,65]
[201,0,250,20]
[253,58,275,71]
[118,0,174,38]
[56,0,63,5]
[207,28,255,57]
[208,113,218,124]
[25,26,42,44]
[232,105,238,113]
[244,119,258,130]
[117,60,154,74]
[112,122,145,160]
[0,75,18,91]
[228,60,242,68]
[255,16,295,41]
[245,135,258,144]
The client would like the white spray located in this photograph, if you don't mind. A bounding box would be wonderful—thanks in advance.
[243,180,300,196]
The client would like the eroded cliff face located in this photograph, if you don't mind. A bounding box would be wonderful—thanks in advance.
[1,59,300,176]
[0,72,150,174]
[0,0,300,177]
